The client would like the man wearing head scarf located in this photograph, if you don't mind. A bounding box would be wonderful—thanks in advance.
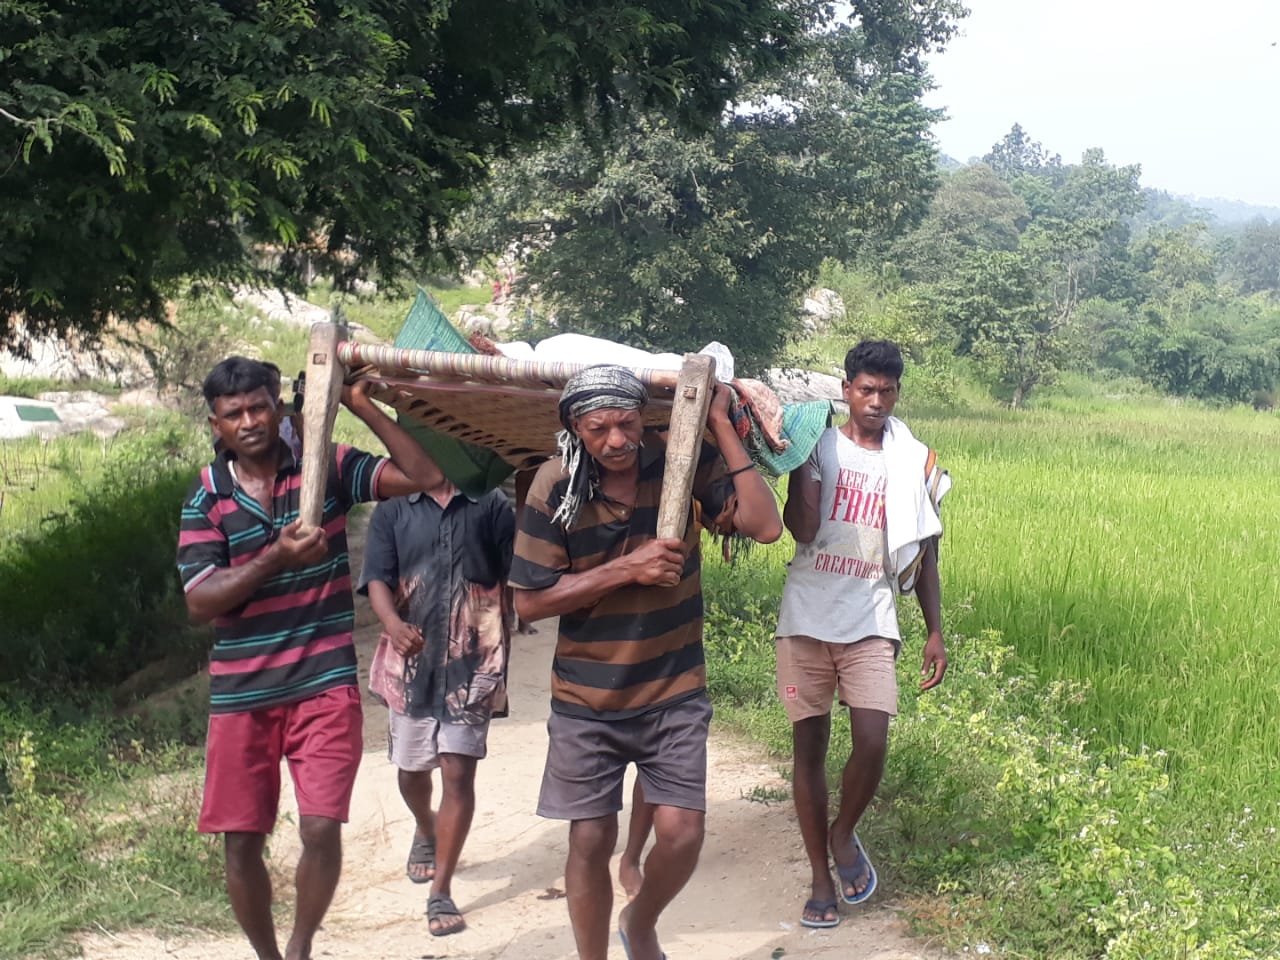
[509,364,782,960]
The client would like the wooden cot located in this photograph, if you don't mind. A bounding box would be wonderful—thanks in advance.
[298,322,717,542]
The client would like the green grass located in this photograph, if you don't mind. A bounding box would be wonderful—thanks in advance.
[0,416,210,689]
[307,278,492,343]
[1,432,116,540]
[918,397,1280,796]
[0,697,226,959]
[702,391,1280,957]
[0,375,123,399]
[910,396,1280,947]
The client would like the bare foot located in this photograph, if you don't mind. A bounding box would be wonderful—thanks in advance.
[618,902,664,960]
[618,853,643,901]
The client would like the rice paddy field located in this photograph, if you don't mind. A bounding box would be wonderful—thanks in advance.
[704,390,1280,957]
[922,395,1280,797]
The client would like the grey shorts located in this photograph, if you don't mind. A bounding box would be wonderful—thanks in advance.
[387,710,490,772]
[536,694,712,821]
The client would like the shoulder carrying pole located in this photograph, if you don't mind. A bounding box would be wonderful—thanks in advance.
[655,354,716,540]
[299,321,347,532]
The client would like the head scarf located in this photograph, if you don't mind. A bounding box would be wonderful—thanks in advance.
[551,365,649,529]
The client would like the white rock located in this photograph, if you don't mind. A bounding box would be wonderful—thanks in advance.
[768,368,848,415]
[232,286,331,328]
[118,387,173,409]
[801,287,846,322]
[0,327,150,387]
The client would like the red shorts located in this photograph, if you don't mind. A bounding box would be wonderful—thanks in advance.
[198,684,363,834]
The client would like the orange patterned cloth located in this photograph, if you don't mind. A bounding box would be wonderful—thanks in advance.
[468,332,503,355]
[732,378,789,454]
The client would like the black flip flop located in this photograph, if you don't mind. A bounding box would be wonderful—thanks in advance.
[799,897,841,928]
[833,833,878,905]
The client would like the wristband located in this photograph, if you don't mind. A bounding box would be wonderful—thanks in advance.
[725,463,755,478]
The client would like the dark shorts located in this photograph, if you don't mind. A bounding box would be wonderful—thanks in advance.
[198,684,363,834]
[537,694,712,821]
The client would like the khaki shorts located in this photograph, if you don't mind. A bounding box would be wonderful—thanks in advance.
[775,635,898,721]
[388,710,490,772]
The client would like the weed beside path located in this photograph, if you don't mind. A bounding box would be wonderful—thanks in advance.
[0,699,224,959]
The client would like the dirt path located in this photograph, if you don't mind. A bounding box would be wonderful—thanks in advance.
[79,516,940,960]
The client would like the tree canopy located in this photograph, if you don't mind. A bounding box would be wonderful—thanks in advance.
[854,122,1280,408]
[454,3,966,373]
[0,0,815,345]
[899,129,1154,404]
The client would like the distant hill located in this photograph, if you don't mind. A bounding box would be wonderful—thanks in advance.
[930,155,1280,226]
[1177,195,1280,225]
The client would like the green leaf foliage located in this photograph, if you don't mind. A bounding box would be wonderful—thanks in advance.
[0,0,814,346]
[0,422,208,689]
[454,6,964,372]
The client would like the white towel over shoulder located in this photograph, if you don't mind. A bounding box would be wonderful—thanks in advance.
[882,417,952,593]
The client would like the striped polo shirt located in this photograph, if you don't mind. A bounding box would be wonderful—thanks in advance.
[509,431,734,721]
[176,442,387,714]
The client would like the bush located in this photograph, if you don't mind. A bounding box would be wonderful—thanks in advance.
[0,418,207,689]
[802,260,962,408]
[0,697,224,958]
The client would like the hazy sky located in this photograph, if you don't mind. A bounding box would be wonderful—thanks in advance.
[922,0,1280,207]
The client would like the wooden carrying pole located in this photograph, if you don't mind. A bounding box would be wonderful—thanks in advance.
[299,321,347,531]
[655,354,716,540]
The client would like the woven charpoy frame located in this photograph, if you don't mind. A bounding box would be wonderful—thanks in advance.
[338,342,683,471]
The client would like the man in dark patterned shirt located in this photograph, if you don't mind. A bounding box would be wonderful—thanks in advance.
[177,356,441,960]
[509,365,782,960]
[358,482,514,937]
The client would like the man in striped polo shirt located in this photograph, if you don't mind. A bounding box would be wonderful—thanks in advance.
[510,365,782,960]
[177,356,442,960]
